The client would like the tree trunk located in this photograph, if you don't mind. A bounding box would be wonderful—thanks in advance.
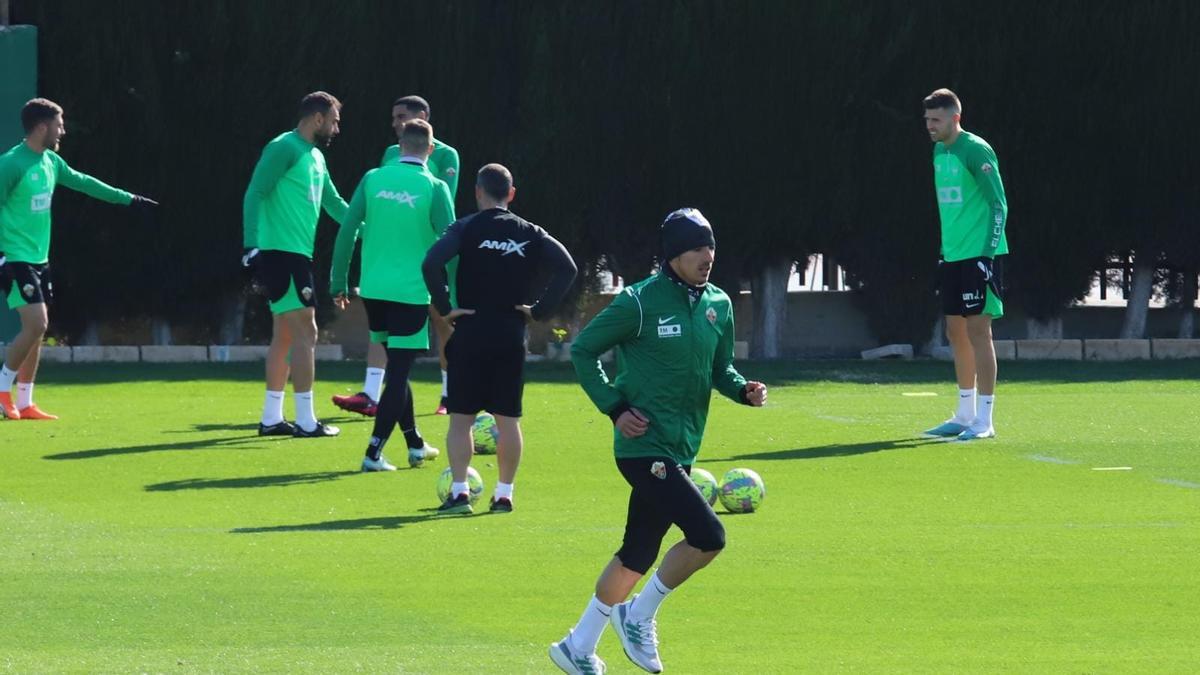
[219,295,247,345]
[151,318,172,346]
[750,259,792,359]
[80,320,101,346]
[1178,270,1197,339]
[1119,253,1155,339]
[1026,316,1063,339]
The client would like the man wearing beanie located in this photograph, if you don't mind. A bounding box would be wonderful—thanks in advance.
[551,208,767,674]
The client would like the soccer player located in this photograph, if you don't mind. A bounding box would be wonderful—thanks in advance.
[242,91,348,438]
[921,88,1008,441]
[330,119,453,471]
[333,95,460,417]
[0,98,156,420]
[421,163,577,514]
[550,208,767,675]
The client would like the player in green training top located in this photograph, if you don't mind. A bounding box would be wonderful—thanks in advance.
[0,98,156,421]
[242,91,349,438]
[333,95,461,418]
[922,88,1008,441]
[330,119,454,472]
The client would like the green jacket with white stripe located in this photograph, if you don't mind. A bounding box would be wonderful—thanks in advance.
[571,271,748,465]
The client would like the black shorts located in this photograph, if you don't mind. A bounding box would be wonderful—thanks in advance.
[939,256,1005,317]
[445,314,526,417]
[614,457,726,574]
[256,250,316,315]
[363,298,429,349]
[1,261,52,309]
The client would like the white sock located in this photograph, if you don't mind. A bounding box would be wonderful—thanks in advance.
[955,388,976,423]
[294,391,317,431]
[976,395,994,428]
[451,480,469,498]
[568,595,612,655]
[629,570,673,620]
[16,382,33,409]
[0,365,16,392]
[494,482,514,501]
[363,367,385,402]
[262,390,285,426]
[441,370,448,397]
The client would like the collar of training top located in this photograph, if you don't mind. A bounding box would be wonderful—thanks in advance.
[662,264,706,303]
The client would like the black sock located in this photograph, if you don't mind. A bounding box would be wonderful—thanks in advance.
[403,427,424,449]
[365,435,386,461]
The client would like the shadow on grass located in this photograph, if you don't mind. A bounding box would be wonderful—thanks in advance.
[231,508,443,533]
[43,434,264,461]
[706,437,943,463]
[146,471,359,491]
[162,422,261,433]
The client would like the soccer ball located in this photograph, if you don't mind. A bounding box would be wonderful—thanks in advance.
[436,466,485,504]
[690,467,719,506]
[719,468,765,513]
[473,413,500,455]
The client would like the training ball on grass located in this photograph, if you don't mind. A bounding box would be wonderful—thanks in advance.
[472,413,500,455]
[719,468,765,513]
[436,466,485,504]
[690,467,720,506]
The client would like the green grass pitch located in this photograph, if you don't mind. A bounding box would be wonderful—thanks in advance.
[2,360,1198,673]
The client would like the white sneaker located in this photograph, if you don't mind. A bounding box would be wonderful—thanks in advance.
[408,443,440,468]
[361,455,397,472]
[609,597,662,673]
[549,633,607,674]
[957,425,996,441]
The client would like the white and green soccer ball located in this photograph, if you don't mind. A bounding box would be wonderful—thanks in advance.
[719,467,765,513]
[436,466,485,504]
[690,467,720,507]
[472,413,499,455]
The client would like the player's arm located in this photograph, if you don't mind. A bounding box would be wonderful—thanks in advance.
[330,176,367,299]
[0,159,18,260]
[52,154,134,206]
[378,145,395,168]
[430,179,456,235]
[422,218,467,316]
[570,290,641,419]
[710,304,758,405]
[242,139,297,248]
[969,144,1008,258]
[320,171,350,225]
[439,146,460,197]
[527,231,578,321]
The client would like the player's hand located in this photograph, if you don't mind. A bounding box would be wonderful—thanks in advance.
[514,304,533,321]
[446,308,475,325]
[129,194,158,208]
[744,381,768,407]
[616,407,650,439]
[333,292,351,310]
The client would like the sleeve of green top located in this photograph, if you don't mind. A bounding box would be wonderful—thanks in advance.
[0,157,23,211]
[441,146,460,197]
[711,305,748,403]
[53,154,133,205]
[320,171,349,225]
[570,291,642,416]
[431,179,455,235]
[242,140,297,248]
[968,143,1008,258]
[330,176,367,296]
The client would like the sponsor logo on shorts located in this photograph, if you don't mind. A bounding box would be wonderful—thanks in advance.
[650,461,667,480]
[22,283,36,298]
[478,239,529,257]
[301,286,314,301]
[375,190,419,207]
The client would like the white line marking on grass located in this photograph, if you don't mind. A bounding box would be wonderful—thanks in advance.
[1028,454,1078,465]
[901,392,938,397]
[1156,478,1200,489]
[1092,467,1133,471]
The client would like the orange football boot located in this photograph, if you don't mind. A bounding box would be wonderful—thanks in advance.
[0,392,19,420]
[18,404,58,420]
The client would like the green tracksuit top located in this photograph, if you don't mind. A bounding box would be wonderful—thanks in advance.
[380,138,460,197]
[571,272,748,465]
[243,130,348,256]
[0,143,133,264]
[933,130,1008,261]
[330,160,455,302]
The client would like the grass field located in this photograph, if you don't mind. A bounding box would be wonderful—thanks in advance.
[2,360,1198,673]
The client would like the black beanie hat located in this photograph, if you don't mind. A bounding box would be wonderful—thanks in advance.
[660,208,715,262]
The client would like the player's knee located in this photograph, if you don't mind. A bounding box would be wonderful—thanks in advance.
[687,520,726,553]
[616,542,661,575]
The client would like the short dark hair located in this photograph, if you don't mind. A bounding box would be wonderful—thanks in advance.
[298,91,341,118]
[22,98,63,133]
[923,88,961,113]
[477,163,513,202]
[393,95,430,118]
[399,119,433,154]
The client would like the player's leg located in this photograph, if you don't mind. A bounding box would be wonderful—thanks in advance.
[333,340,385,416]
[490,415,522,512]
[959,258,1002,440]
[438,412,476,514]
[0,300,49,419]
[925,260,977,436]
[282,306,336,437]
[397,380,438,465]
[429,306,452,414]
[488,338,526,511]
[362,346,419,471]
[438,329,480,513]
[257,251,298,435]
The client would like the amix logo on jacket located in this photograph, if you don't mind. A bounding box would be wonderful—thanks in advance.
[478,238,529,257]
[657,315,682,338]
